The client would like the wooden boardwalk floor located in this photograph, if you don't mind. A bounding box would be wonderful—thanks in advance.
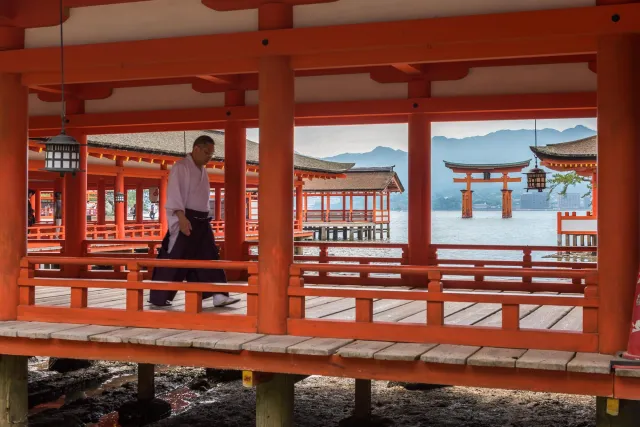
[33,284,582,332]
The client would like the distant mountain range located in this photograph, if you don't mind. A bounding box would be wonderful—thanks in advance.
[322,125,597,210]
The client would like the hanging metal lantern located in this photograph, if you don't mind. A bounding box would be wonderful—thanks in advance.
[44,133,80,175]
[525,167,547,192]
[525,119,547,192]
[114,192,125,203]
[43,0,81,176]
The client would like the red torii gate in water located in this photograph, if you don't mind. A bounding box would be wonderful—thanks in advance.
[444,160,530,219]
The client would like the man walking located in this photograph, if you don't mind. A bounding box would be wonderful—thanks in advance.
[149,135,240,307]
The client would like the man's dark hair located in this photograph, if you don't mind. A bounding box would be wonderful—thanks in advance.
[193,135,215,148]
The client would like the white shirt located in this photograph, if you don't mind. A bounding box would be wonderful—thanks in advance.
[165,155,210,252]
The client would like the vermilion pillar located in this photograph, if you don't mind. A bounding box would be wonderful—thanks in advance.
[597,34,640,354]
[34,190,42,224]
[63,99,87,276]
[97,178,106,225]
[115,158,125,239]
[224,90,247,268]
[64,130,88,264]
[159,164,168,234]
[257,3,295,335]
[136,182,144,224]
[408,80,432,266]
[0,31,28,320]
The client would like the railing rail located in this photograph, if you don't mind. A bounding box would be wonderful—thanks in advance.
[19,256,258,332]
[20,241,600,352]
[287,262,598,352]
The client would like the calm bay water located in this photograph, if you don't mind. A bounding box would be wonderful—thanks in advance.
[325,210,566,262]
[389,210,557,246]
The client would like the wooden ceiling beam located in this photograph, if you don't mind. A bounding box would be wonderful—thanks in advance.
[4,4,638,83]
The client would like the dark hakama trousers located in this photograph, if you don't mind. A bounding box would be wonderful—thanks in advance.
[149,208,228,306]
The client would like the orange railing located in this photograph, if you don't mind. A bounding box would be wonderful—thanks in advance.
[19,256,258,332]
[28,225,64,239]
[303,209,390,224]
[21,241,599,352]
[287,263,598,352]
[557,211,597,246]
[245,241,595,292]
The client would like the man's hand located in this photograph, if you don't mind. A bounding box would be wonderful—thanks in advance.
[176,211,192,236]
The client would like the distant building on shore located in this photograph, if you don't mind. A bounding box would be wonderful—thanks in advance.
[558,193,581,210]
[520,192,549,210]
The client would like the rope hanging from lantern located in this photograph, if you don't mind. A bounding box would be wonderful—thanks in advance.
[59,0,66,134]
[184,131,187,155]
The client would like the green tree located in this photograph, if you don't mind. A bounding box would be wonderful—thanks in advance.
[547,171,592,200]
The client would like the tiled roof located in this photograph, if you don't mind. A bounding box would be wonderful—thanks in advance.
[84,130,355,174]
[303,167,404,192]
[443,160,531,170]
[530,135,597,161]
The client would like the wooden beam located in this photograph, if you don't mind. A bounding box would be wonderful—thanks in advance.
[391,63,422,75]
[9,0,152,28]
[2,4,638,83]
[28,92,596,133]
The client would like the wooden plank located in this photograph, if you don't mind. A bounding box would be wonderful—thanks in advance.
[127,328,185,345]
[0,321,29,338]
[213,333,264,351]
[50,325,124,341]
[615,368,640,378]
[567,352,613,374]
[305,298,360,319]
[373,301,426,323]
[445,303,501,326]
[516,349,576,371]
[191,332,230,350]
[288,337,354,356]
[475,304,539,328]
[520,305,573,329]
[90,327,157,344]
[156,330,228,348]
[467,347,527,368]
[373,343,438,361]
[323,299,409,321]
[421,344,480,365]
[16,322,87,339]
[242,335,312,353]
[337,340,394,359]
[398,301,474,324]
[551,307,583,332]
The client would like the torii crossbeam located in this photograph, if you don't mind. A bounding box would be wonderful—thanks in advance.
[444,160,531,219]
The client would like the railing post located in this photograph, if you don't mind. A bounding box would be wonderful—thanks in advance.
[522,249,532,284]
[18,259,35,307]
[474,263,484,283]
[288,266,304,320]
[247,264,259,317]
[319,245,328,281]
[426,271,443,326]
[583,273,598,334]
[126,262,144,311]
[502,304,520,331]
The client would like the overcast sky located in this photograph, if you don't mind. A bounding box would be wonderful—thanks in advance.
[245,118,597,158]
